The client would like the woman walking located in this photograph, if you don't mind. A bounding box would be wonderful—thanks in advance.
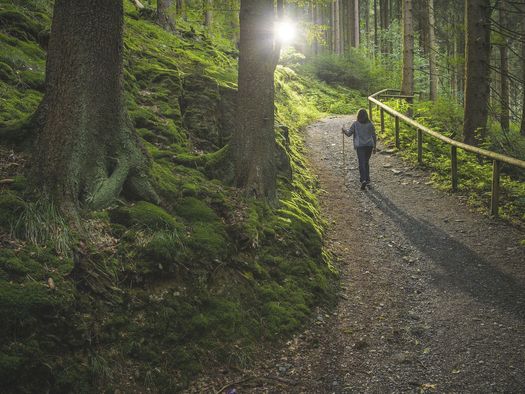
[342,108,377,190]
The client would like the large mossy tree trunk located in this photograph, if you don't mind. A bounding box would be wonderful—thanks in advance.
[158,0,177,32]
[32,0,158,214]
[232,0,277,201]
[400,0,414,96]
[463,0,491,146]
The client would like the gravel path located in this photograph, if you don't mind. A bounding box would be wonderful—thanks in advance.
[189,116,525,393]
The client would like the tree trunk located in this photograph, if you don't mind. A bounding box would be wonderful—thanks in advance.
[364,0,370,48]
[463,0,491,145]
[428,0,437,101]
[498,0,509,133]
[354,0,360,47]
[232,0,276,200]
[344,0,355,49]
[401,0,414,95]
[204,0,213,29]
[521,28,525,136]
[32,0,157,213]
[373,0,378,53]
[335,0,341,53]
[158,0,176,32]
[380,0,390,53]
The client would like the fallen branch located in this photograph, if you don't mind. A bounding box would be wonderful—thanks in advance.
[0,179,14,185]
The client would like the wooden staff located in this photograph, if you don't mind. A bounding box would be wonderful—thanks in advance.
[342,126,346,181]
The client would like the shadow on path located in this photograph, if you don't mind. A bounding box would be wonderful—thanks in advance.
[365,188,525,321]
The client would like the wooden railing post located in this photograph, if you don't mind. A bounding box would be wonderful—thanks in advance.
[380,108,385,134]
[395,116,400,149]
[491,160,501,217]
[451,146,458,191]
[417,128,423,165]
[369,100,373,122]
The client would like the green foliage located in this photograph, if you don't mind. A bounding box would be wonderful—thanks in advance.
[301,46,402,95]
[376,99,525,223]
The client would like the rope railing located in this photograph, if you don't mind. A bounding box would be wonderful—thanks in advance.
[367,89,525,217]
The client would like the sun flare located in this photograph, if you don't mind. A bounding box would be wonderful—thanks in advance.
[275,20,297,44]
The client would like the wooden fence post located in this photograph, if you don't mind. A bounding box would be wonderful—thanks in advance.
[417,128,423,165]
[380,108,385,134]
[451,145,458,191]
[395,116,400,149]
[491,160,501,217]
[369,100,373,122]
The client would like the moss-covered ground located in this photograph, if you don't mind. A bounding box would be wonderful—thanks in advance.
[0,1,362,391]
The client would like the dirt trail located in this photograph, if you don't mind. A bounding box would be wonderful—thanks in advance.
[189,116,525,393]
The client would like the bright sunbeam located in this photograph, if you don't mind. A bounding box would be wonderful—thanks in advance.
[275,20,297,45]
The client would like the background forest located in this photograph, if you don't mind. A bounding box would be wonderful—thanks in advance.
[0,0,524,392]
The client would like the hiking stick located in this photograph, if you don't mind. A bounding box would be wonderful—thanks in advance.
[342,128,345,183]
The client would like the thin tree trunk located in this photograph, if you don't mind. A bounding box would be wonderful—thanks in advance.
[428,0,437,101]
[365,0,370,49]
[232,0,277,200]
[331,1,336,53]
[158,0,176,32]
[463,0,491,145]
[401,0,414,95]
[204,0,213,29]
[335,0,341,53]
[33,0,157,213]
[373,0,378,53]
[451,33,457,98]
[354,0,360,47]
[344,0,355,48]
[498,0,509,132]
[521,26,525,136]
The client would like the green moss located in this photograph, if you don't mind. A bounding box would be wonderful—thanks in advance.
[109,201,182,231]
[173,196,218,223]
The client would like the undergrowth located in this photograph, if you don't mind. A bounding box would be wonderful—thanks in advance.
[0,0,360,392]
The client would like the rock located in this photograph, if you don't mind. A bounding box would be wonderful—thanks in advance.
[383,163,393,168]
[391,169,402,175]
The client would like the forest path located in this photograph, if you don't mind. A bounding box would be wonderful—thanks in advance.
[190,116,525,393]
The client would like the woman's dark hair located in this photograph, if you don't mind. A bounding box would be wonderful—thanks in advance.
[357,108,370,124]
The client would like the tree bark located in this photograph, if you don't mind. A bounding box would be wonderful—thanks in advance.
[335,0,341,54]
[463,0,491,145]
[401,0,414,95]
[428,0,438,101]
[158,0,176,32]
[232,0,277,200]
[521,28,525,136]
[32,0,157,213]
[498,0,510,133]
[354,0,360,47]
[373,0,378,53]
[204,0,213,29]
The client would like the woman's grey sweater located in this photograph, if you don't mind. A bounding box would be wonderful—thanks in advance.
[343,121,377,148]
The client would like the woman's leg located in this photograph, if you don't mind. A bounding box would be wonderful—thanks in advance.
[364,147,373,183]
[356,148,366,183]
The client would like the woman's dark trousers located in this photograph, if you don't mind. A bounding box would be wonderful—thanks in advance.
[356,146,373,183]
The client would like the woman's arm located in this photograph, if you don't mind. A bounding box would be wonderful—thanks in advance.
[341,121,356,136]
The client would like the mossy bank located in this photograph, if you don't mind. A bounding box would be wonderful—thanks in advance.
[0,1,361,391]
